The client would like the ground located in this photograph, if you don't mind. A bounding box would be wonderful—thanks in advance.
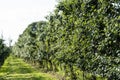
[0,56,57,80]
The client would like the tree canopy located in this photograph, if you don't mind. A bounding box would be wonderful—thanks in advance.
[0,38,10,67]
[13,0,120,79]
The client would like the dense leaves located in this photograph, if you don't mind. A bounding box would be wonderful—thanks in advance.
[13,0,120,79]
[0,38,10,67]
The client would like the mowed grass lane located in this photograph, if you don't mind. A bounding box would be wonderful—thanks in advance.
[0,56,57,80]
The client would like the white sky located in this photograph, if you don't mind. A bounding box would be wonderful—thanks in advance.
[0,0,57,45]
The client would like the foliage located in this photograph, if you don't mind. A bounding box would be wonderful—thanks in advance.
[13,0,120,79]
[0,38,10,67]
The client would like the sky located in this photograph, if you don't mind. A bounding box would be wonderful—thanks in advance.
[0,0,57,45]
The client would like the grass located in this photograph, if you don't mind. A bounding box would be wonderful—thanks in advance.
[0,56,57,80]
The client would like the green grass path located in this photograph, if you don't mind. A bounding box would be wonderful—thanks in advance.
[0,56,57,80]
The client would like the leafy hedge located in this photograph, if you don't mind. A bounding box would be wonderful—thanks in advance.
[0,38,10,67]
[13,0,120,79]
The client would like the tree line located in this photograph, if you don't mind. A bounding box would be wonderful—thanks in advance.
[0,38,11,67]
[12,0,120,80]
